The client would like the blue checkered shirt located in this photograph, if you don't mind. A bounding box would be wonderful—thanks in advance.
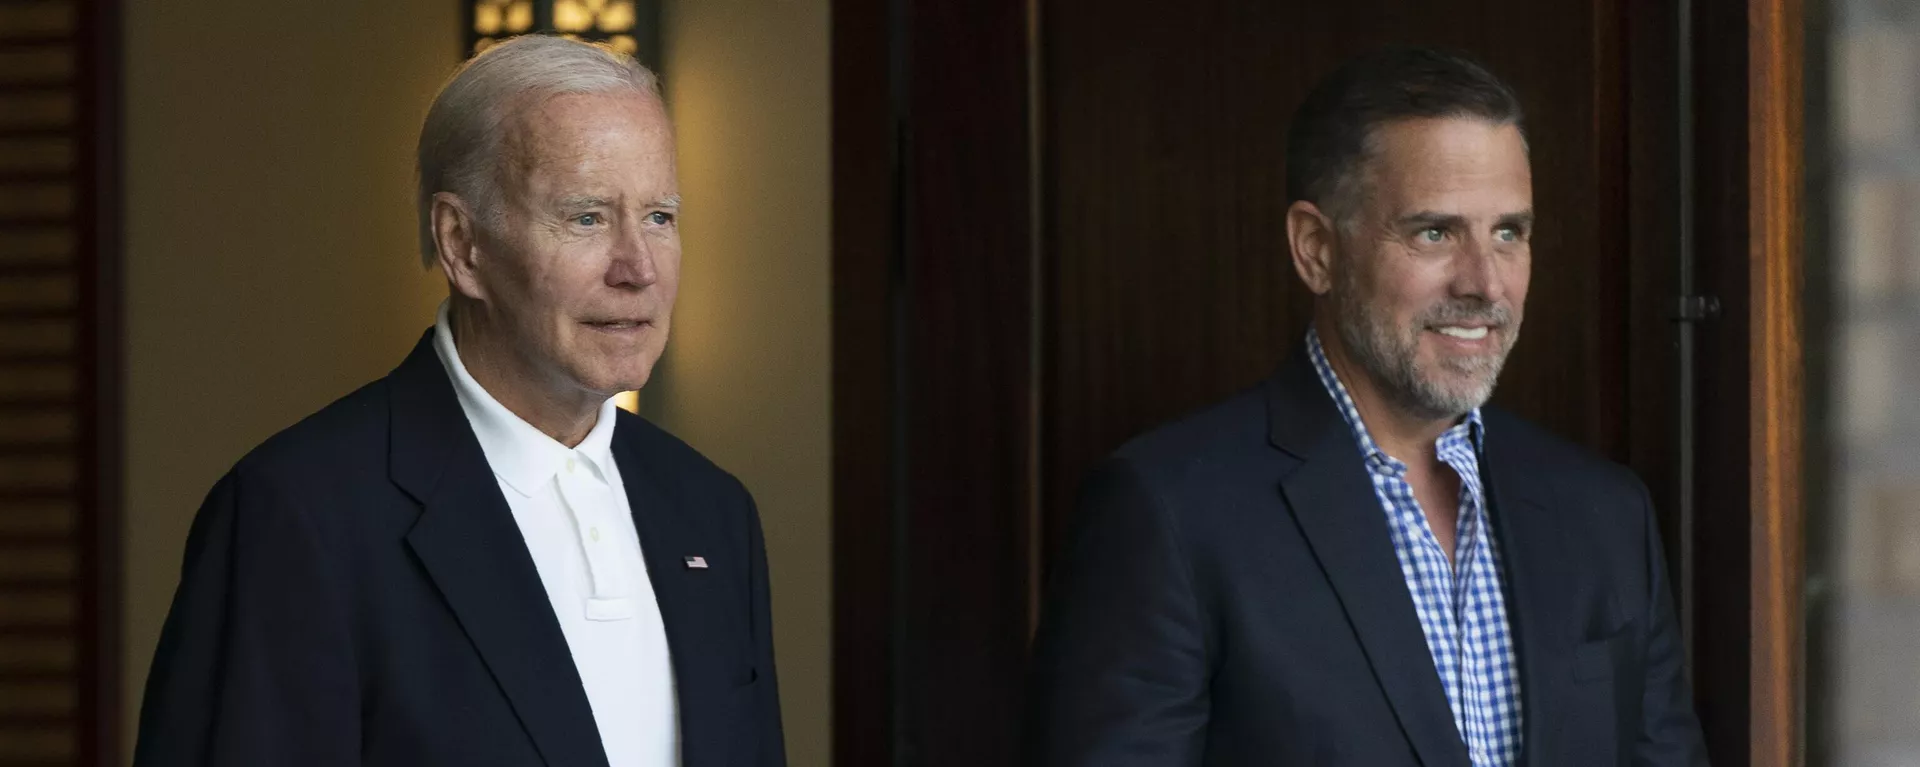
[1306,328,1523,766]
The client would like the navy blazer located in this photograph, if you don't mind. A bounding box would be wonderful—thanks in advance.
[1028,346,1707,766]
[135,332,786,767]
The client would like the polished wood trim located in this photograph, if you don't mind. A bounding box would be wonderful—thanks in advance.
[1689,0,1806,759]
[1746,0,1804,763]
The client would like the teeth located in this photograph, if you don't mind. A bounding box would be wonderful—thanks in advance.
[1436,326,1488,340]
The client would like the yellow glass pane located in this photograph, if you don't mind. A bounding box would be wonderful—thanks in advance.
[473,2,503,35]
[554,0,592,32]
[505,0,533,32]
[599,0,635,32]
[608,35,638,57]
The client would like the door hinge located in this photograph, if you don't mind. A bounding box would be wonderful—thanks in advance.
[1673,295,1722,323]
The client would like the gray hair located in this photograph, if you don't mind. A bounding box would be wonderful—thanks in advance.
[415,35,662,268]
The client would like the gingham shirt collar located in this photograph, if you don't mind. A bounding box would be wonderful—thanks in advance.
[1305,327,1486,465]
[1305,325,1523,766]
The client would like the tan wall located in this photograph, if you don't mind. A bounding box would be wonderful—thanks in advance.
[121,0,456,755]
[121,1,832,764]
[656,1,833,764]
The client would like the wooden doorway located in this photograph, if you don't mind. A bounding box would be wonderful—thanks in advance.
[831,0,1804,763]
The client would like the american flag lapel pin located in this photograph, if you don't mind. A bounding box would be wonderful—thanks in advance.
[684,555,709,570]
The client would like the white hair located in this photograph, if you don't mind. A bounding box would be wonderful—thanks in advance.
[415,35,662,267]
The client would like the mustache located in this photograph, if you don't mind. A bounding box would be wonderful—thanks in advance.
[1417,299,1513,327]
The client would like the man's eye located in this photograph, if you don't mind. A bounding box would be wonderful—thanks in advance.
[1418,227,1445,243]
[647,211,675,226]
[575,213,602,227]
[1496,226,1522,242]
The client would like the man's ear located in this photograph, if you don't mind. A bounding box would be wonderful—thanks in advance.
[432,192,487,300]
[1286,200,1339,296]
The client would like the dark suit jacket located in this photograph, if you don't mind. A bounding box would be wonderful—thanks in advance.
[134,332,785,767]
[1028,346,1706,767]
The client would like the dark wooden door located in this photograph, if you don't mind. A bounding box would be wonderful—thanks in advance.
[1040,0,1678,579]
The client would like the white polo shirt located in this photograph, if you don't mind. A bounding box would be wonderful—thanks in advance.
[431,302,679,766]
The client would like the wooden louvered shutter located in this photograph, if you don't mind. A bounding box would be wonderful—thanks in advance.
[0,0,117,765]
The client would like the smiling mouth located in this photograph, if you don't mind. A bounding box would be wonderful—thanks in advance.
[1433,325,1490,341]
[584,320,651,331]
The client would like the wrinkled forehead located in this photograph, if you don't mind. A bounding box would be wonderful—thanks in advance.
[497,90,675,186]
[1357,117,1532,217]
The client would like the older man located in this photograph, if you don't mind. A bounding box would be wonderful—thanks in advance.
[1027,48,1707,766]
[135,37,784,767]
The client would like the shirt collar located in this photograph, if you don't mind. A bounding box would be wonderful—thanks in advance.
[431,300,622,496]
[1305,324,1485,471]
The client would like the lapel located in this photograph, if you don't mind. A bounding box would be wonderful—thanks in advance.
[387,331,611,767]
[1265,349,1470,767]
[610,420,732,767]
[1478,409,1574,767]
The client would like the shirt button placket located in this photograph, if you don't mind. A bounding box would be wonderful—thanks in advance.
[559,456,612,593]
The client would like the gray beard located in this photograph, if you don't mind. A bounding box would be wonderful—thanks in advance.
[1333,278,1519,421]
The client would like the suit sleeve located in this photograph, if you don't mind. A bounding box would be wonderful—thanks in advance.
[743,486,789,767]
[1027,459,1210,767]
[1629,476,1710,766]
[133,467,360,767]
